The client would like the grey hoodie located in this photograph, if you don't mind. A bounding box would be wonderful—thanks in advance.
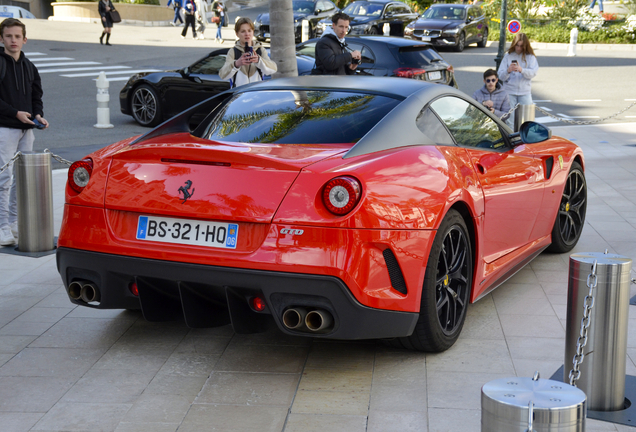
[472,81,511,119]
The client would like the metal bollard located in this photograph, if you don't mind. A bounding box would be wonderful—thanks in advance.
[567,27,578,57]
[514,104,535,132]
[482,372,586,431]
[15,152,54,252]
[383,23,390,36]
[564,252,632,411]
[94,71,113,129]
[301,20,309,42]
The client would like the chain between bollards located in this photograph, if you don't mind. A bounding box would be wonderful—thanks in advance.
[569,260,598,387]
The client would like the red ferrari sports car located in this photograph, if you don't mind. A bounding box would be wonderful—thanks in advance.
[57,76,586,352]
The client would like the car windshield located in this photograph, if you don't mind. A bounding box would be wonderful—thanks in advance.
[342,2,383,17]
[202,90,401,144]
[293,1,315,14]
[397,46,444,66]
[422,6,466,20]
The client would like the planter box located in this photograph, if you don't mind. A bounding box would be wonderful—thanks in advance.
[52,2,173,22]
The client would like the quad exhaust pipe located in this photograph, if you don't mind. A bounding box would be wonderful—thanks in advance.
[282,307,333,333]
[68,281,101,303]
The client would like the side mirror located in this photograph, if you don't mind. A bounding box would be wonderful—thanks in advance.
[180,67,190,77]
[466,17,473,23]
[314,8,321,13]
[515,121,552,144]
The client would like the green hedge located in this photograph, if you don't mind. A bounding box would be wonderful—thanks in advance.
[487,19,636,44]
[56,0,161,4]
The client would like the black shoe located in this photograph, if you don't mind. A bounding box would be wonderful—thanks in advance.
[100,36,104,45]
[106,42,112,46]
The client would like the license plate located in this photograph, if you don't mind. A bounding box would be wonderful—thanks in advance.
[421,36,431,41]
[136,215,238,249]
[428,71,442,80]
[264,32,270,38]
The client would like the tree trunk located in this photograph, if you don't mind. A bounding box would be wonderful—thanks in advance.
[269,0,298,78]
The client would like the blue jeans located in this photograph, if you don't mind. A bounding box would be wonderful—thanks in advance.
[589,0,604,12]
[506,94,533,128]
[173,7,183,24]
[215,16,223,39]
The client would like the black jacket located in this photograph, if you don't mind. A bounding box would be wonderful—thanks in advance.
[0,48,43,130]
[315,34,355,76]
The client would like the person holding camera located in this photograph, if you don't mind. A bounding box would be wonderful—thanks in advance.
[0,19,49,246]
[473,69,510,120]
[313,12,361,75]
[219,17,277,88]
[497,32,539,126]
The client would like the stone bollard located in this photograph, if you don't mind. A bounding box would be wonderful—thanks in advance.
[567,27,578,57]
[94,71,113,129]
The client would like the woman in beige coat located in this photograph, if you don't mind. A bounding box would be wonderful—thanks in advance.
[219,17,277,88]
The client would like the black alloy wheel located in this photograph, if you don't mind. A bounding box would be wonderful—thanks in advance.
[131,84,162,127]
[454,32,466,52]
[388,209,472,352]
[547,161,587,253]
[477,28,488,47]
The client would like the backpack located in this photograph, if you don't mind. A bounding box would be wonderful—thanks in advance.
[0,55,35,83]
[231,46,265,88]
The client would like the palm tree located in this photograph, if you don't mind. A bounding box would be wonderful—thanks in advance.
[269,0,299,78]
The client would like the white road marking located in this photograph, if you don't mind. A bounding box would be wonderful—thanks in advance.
[62,69,160,78]
[574,99,602,102]
[538,106,552,111]
[36,61,102,68]
[39,66,132,74]
[30,57,75,62]
[24,52,46,56]
[534,100,552,103]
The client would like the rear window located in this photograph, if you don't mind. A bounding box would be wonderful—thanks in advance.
[397,46,444,66]
[202,90,401,144]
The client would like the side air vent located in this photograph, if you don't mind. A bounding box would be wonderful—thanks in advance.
[382,249,408,295]
[544,156,554,179]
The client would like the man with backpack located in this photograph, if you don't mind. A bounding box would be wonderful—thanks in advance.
[0,18,48,246]
[314,12,361,75]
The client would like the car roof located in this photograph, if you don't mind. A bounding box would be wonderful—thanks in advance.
[349,0,397,4]
[429,3,471,8]
[346,35,433,48]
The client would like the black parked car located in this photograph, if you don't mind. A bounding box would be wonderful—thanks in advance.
[315,0,419,37]
[404,4,488,52]
[296,36,458,87]
[254,0,339,43]
[120,49,315,127]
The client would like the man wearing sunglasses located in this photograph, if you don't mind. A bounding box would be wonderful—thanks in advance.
[472,69,511,120]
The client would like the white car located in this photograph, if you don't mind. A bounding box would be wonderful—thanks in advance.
[0,6,36,19]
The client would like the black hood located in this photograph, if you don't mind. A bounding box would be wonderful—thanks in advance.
[413,19,463,31]
[257,11,308,25]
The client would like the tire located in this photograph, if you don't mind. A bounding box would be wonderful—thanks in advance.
[389,209,472,352]
[131,84,162,127]
[547,162,587,253]
[454,32,466,52]
[477,28,488,48]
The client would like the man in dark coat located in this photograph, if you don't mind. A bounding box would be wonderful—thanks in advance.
[314,12,361,75]
[0,19,48,246]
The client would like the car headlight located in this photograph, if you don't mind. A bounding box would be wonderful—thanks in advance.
[254,21,261,29]
[317,22,326,29]
[443,28,460,35]
[404,27,414,36]
[294,20,303,27]
[406,22,415,29]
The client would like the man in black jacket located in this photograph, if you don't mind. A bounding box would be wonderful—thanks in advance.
[0,19,48,246]
[314,12,361,75]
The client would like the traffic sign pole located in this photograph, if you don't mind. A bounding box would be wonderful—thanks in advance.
[494,0,509,71]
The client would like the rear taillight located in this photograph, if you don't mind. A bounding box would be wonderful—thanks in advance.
[68,158,93,194]
[447,65,454,73]
[322,176,362,216]
[394,67,427,78]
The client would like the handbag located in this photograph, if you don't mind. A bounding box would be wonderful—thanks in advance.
[211,15,220,24]
[109,9,121,23]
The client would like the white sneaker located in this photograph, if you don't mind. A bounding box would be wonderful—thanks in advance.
[0,225,15,246]
[9,221,18,238]
[170,22,176,26]
[197,34,205,40]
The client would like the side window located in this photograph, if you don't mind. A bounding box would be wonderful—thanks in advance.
[347,43,375,65]
[323,0,335,11]
[297,42,317,58]
[430,97,506,150]
[316,1,325,12]
[385,4,397,15]
[468,8,476,20]
[416,108,455,145]
[190,54,227,75]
